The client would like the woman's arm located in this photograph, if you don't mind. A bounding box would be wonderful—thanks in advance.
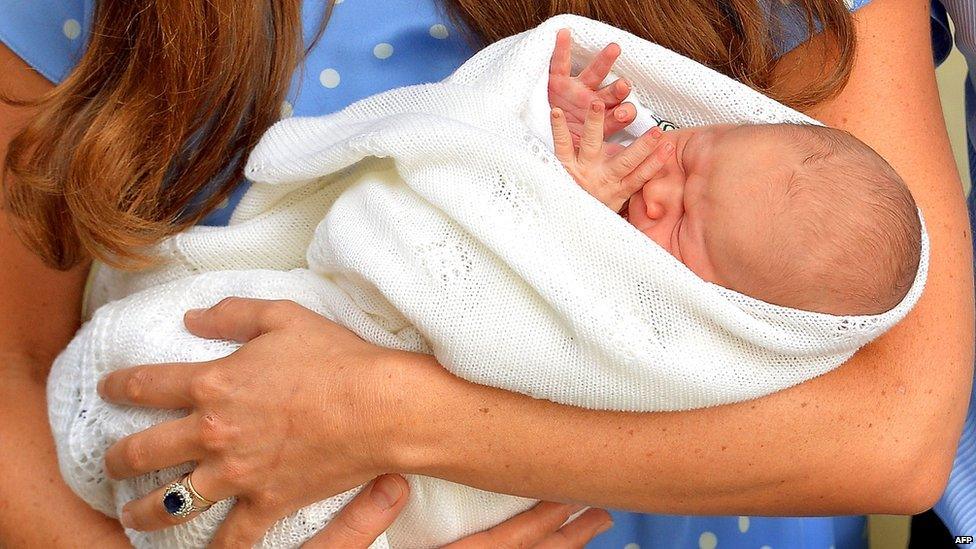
[99,0,973,535]
[0,44,129,546]
[387,0,973,515]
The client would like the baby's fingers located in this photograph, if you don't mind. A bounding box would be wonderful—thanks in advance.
[596,78,630,109]
[579,43,621,89]
[601,101,637,141]
[578,101,606,166]
[550,108,576,165]
[549,29,573,78]
[622,139,675,189]
[608,127,664,179]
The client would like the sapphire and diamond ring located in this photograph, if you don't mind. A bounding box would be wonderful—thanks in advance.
[162,472,217,518]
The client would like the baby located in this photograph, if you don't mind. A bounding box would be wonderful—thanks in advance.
[549,31,921,316]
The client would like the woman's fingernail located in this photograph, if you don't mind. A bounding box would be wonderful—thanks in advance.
[185,308,204,321]
[596,519,614,535]
[120,510,134,528]
[96,377,106,396]
[370,475,402,510]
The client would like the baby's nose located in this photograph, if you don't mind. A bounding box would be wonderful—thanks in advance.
[641,177,683,220]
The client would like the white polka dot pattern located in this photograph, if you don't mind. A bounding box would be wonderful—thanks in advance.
[318,68,341,88]
[373,42,394,59]
[429,23,449,39]
[62,19,81,40]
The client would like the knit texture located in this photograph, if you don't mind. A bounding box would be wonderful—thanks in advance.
[49,15,929,548]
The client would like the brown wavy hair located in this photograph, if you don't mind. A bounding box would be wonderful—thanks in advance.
[2,0,854,270]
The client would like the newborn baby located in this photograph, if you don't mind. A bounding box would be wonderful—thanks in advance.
[549,34,921,317]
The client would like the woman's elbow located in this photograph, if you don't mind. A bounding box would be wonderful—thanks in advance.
[862,435,959,515]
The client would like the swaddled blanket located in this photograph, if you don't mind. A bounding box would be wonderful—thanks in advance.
[48,14,929,549]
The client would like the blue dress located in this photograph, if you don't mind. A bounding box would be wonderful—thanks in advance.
[0,1,870,547]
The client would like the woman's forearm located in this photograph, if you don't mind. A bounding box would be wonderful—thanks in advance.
[0,357,128,547]
[389,328,963,516]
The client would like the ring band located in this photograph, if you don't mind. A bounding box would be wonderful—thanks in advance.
[162,472,216,518]
[183,472,217,507]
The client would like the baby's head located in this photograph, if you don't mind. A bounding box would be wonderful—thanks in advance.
[627,123,921,316]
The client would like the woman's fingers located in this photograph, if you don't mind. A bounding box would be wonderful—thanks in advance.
[549,28,573,78]
[119,464,233,532]
[536,508,614,549]
[105,416,201,480]
[550,108,576,164]
[98,362,198,408]
[607,127,664,180]
[578,42,621,89]
[578,101,606,166]
[184,297,310,343]
[445,502,585,548]
[304,475,410,548]
[209,500,280,549]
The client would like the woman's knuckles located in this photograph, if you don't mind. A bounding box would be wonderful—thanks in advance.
[112,437,150,478]
[189,369,230,405]
[197,413,234,453]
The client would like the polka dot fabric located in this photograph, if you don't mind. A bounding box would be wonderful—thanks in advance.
[0,0,472,226]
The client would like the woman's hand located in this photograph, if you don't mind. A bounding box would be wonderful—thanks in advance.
[97,297,405,545]
[307,476,613,548]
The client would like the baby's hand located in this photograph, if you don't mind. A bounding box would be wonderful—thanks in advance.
[551,101,673,213]
[549,29,636,148]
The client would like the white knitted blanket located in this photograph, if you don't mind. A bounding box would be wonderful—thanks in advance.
[48,15,929,549]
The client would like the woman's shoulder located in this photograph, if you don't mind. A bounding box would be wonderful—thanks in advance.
[0,0,92,84]
[287,0,473,117]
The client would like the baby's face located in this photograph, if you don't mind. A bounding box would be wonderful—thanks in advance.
[626,125,792,294]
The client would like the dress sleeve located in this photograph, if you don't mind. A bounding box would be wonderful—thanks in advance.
[0,0,93,84]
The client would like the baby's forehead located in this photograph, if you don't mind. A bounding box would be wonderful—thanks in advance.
[706,126,804,194]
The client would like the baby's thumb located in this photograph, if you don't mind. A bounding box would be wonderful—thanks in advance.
[302,474,410,548]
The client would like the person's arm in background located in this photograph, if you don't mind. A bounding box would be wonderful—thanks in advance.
[0,43,128,546]
[384,0,973,514]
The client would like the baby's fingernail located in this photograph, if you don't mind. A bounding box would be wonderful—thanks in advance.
[615,108,629,121]
[597,519,614,535]
[551,108,562,119]
[370,475,403,510]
